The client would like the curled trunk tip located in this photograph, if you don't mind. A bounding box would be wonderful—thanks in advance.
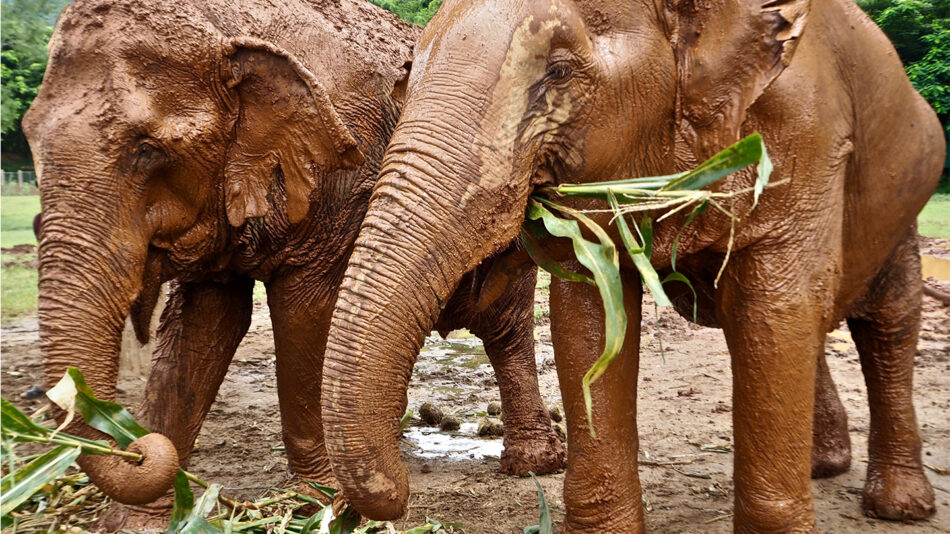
[83,433,179,505]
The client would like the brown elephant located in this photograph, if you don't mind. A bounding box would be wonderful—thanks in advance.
[22,0,563,527]
[321,0,944,531]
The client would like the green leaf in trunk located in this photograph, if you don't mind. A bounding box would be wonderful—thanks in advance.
[527,199,627,437]
[46,367,149,448]
[0,444,80,517]
[659,133,768,193]
[607,192,671,307]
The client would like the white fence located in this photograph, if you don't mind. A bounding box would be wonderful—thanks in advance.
[1,169,38,191]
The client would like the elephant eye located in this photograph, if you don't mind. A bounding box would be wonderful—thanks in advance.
[544,61,573,84]
[131,140,167,175]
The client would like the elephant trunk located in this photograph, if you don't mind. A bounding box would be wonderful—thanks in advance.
[323,113,530,518]
[38,210,179,504]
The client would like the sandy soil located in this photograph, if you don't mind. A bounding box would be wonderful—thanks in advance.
[2,240,948,533]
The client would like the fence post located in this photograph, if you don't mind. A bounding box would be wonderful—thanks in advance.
[17,169,23,192]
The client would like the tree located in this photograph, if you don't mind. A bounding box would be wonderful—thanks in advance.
[1,0,69,159]
[370,0,443,26]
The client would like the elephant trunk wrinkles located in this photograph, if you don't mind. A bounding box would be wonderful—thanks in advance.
[322,154,492,518]
[39,215,178,504]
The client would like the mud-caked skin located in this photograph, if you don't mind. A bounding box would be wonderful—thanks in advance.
[321,0,944,531]
[23,0,562,528]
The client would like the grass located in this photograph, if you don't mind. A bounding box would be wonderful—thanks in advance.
[1,195,40,247]
[1,195,41,323]
[919,193,950,238]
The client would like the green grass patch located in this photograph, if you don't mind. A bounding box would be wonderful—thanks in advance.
[1,196,41,321]
[1,195,40,247]
[919,194,950,238]
[1,260,38,323]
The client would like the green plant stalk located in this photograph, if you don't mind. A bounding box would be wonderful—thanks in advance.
[4,432,143,461]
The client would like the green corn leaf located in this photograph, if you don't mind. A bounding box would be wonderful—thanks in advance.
[521,225,595,286]
[173,483,221,534]
[46,367,149,449]
[0,444,80,516]
[0,397,49,438]
[638,217,653,259]
[522,472,553,534]
[293,510,323,534]
[167,469,195,534]
[670,201,708,272]
[329,505,361,534]
[551,133,770,202]
[660,133,767,192]
[528,199,627,437]
[608,192,671,307]
[752,134,773,208]
[662,272,699,322]
[304,480,337,499]
[404,525,435,534]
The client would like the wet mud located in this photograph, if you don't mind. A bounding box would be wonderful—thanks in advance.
[2,242,948,533]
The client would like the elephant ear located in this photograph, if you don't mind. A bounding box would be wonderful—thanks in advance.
[222,37,365,227]
[670,0,810,156]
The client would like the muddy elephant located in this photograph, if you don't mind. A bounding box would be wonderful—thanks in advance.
[321,0,944,531]
[23,0,563,527]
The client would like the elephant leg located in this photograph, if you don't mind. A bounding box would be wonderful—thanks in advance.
[811,349,851,478]
[99,277,254,531]
[717,253,825,533]
[468,269,565,476]
[267,273,336,492]
[551,264,643,533]
[847,230,934,520]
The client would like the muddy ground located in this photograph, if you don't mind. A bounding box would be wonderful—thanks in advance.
[2,239,948,533]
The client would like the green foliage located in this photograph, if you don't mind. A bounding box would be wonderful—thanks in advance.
[919,193,950,237]
[370,0,443,26]
[858,0,950,125]
[1,0,69,153]
[522,473,553,534]
[3,369,458,533]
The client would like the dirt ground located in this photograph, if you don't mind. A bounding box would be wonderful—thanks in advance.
[2,239,948,533]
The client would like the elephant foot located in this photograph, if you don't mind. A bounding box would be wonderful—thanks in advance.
[499,432,566,476]
[95,494,173,533]
[862,463,935,521]
[810,438,851,479]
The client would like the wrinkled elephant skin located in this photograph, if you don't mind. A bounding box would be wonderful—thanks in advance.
[23,0,562,527]
[322,0,943,531]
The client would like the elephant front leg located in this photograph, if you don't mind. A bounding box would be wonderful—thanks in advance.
[99,277,255,531]
[848,230,934,521]
[267,275,337,494]
[717,256,825,533]
[551,265,643,533]
[469,269,565,476]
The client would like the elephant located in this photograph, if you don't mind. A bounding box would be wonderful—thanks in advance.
[320,0,944,531]
[23,0,563,527]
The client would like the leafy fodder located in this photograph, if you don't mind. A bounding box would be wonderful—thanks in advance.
[1,369,461,534]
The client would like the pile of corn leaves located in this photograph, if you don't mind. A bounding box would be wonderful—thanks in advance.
[0,134,768,533]
[0,369,467,533]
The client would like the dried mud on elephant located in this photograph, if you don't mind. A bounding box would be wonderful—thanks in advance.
[3,246,948,532]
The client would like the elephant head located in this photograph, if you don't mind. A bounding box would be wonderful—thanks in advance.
[322,0,808,519]
[22,0,364,504]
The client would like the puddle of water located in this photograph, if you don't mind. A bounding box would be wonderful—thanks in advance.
[403,422,503,461]
[922,255,950,281]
